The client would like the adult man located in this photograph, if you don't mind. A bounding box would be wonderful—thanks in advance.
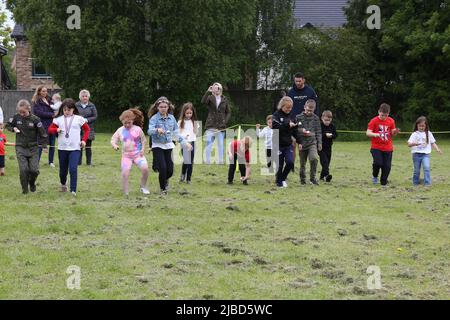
[287,72,319,119]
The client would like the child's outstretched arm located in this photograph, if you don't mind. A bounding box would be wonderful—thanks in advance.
[432,143,442,154]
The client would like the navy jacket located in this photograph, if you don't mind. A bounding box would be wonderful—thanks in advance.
[287,84,319,119]
[272,109,302,148]
[321,122,337,150]
[32,98,54,129]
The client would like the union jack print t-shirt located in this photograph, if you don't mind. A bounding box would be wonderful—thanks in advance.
[367,116,396,152]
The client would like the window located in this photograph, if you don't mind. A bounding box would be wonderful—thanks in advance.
[32,61,51,77]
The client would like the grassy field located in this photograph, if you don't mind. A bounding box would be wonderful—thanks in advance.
[0,132,449,300]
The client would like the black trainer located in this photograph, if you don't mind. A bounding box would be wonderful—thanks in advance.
[326,175,333,182]
[310,179,319,185]
[30,182,36,193]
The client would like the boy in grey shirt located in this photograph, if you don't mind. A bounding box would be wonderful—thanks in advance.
[295,100,322,185]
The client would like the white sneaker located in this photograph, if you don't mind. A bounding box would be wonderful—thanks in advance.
[49,163,55,168]
[140,187,150,195]
[282,181,288,188]
[71,191,77,196]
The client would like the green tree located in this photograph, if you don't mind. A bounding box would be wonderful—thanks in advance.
[282,27,376,129]
[0,6,15,88]
[345,0,450,130]
[7,0,258,119]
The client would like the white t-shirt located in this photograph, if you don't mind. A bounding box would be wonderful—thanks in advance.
[256,126,273,149]
[53,115,87,151]
[215,95,221,109]
[177,120,199,142]
[408,131,436,154]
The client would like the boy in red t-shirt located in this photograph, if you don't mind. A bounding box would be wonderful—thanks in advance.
[366,103,400,186]
[227,136,252,185]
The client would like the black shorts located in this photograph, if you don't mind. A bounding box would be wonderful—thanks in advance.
[0,155,4,168]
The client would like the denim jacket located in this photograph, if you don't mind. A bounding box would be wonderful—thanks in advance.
[147,113,187,146]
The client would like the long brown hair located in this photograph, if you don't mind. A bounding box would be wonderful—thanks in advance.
[147,96,175,118]
[413,116,430,144]
[32,85,50,103]
[178,102,198,134]
[120,108,144,128]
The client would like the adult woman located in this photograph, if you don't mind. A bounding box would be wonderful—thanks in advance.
[31,86,55,165]
[75,89,98,166]
[201,82,231,164]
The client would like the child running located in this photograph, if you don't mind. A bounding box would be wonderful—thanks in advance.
[319,110,337,182]
[366,103,400,186]
[6,99,48,194]
[111,108,150,196]
[227,136,252,185]
[48,98,90,196]
[272,96,302,188]
[148,97,192,195]
[256,115,274,172]
[407,116,442,186]
[178,102,199,184]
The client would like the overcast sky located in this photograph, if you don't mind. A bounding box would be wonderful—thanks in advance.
[1,1,14,29]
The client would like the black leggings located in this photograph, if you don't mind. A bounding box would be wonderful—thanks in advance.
[152,148,173,190]
[228,154,246,183]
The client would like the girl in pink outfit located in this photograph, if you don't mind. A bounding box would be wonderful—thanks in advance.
[111,109,150,196]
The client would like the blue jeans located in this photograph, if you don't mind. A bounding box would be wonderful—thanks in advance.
[58,150,81,192]
[412,153,431,185]
[205,129,224,164]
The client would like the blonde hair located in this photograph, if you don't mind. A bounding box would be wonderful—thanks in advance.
[52,93,61,101]
[213,82,223,95]
[277,96,293,110]
[241,136,253,149]
[17,99,31,112]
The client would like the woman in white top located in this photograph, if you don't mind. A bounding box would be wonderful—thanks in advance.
[407,116,442,186]
[48,99,90,195]
[178,102,200,183]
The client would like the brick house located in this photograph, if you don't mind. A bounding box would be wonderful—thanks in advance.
[10,24,60,91]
